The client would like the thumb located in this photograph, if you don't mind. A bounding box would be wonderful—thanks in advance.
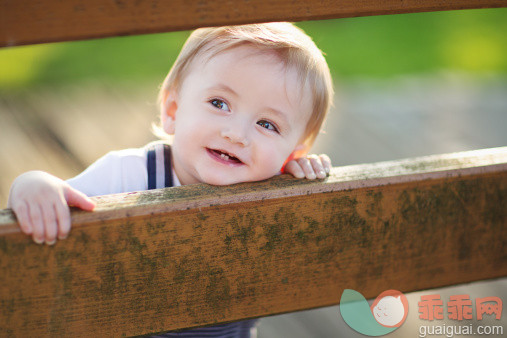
[64,186,96,211]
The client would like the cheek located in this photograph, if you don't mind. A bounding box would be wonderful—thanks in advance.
[176,108,215,136]
[252,138,294,168]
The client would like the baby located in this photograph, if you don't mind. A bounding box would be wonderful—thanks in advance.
[8,22,333,337]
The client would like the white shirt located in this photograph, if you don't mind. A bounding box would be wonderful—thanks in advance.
[67,145,181,196]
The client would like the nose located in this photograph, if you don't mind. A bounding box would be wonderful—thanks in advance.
[220,114,250,147]
[220,125,250,147]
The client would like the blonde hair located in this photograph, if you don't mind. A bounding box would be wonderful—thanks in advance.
[158,22,333,147]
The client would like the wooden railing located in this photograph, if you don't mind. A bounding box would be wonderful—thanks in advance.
[0,0,505,47]
[1,148,506,336]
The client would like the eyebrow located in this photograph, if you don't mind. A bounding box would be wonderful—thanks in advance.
[207,83,239,98]
[265,107,290,131]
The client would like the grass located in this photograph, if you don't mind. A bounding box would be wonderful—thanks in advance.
[0,8,505,91]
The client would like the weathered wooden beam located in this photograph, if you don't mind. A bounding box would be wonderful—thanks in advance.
[1,0,505,47]
[0,147,506,336]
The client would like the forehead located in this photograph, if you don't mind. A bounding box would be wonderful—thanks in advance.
[184,46,313,128]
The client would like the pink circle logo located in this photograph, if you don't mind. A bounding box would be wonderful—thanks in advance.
[371,290,409,328]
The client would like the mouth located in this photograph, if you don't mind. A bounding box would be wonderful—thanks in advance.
[206,148,245,166]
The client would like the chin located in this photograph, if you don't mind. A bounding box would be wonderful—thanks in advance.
[200,175,242,186]
[198,170,275,186]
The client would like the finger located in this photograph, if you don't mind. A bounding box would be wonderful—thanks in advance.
[55,198,71,240]
[41,201,58,245]
[284,160,305,178]
[65,186,95,211]
[13,201,33,235]
[309,156,327,179]
[28,204,45,244]
[319,154,332,174]
[297,157,316,180]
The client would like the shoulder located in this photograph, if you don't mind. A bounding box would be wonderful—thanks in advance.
[105,147,147,167]
[87,146,148,177]
[67,144,157,196]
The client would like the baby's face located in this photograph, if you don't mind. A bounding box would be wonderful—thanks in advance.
[163,46,313,185]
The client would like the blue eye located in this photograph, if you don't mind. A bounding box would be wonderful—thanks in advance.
[210,99,230,111]
[257,120,279,132]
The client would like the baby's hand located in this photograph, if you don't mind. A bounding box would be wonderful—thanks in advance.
[284,154,332,180]
[7,171,96,245]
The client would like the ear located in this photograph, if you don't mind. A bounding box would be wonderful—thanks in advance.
[281,143,309,172]
[161,90,178,135]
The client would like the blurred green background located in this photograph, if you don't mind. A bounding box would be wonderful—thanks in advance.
[1,8,505,92]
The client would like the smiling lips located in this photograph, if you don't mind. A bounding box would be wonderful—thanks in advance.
[207,148,245,166]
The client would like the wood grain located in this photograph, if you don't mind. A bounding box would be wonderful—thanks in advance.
[1,0,505,47]
[0,147,506,336]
